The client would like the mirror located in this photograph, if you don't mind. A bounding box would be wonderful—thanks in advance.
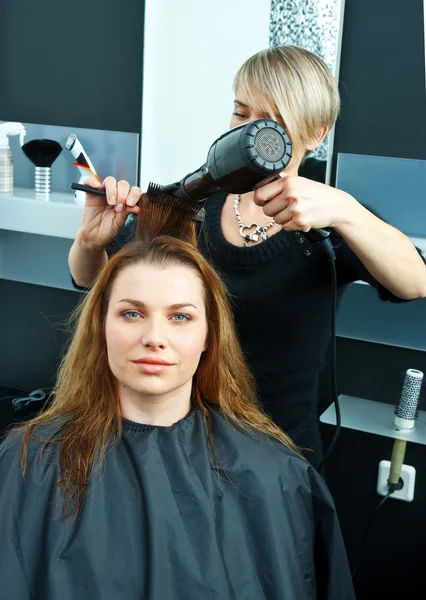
[139,0,346,191]
[270,0,346,183]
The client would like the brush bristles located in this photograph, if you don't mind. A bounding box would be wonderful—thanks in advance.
[22,139,62,167]
[135,182,203,246]
[144,183,201,218]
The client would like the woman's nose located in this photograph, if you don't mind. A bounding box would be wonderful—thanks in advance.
[141,320,166,349]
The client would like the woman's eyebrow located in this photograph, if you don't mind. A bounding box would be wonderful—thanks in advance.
[117,299,198,310]
[168,303,198,310]
[234,99,249,108]
[117,298,145,307]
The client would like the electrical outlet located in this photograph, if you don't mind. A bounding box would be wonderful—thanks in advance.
[377,460,416,502]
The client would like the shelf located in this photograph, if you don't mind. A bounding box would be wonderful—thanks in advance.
[0,230,81,291]
[320,394,426,446]
[409,237,426,255]
[336,280,426,352]
[0,188,82,240]
[1,189,425,250]
[0,188,83,290]
[0,189,425,297]
[337,235,426,352]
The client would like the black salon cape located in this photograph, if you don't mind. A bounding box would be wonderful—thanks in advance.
[0,408,355,600]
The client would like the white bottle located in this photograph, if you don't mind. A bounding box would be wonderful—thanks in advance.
[65,133,100,206]
[0,122,26,194]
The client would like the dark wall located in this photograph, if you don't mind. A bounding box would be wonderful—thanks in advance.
[331,0,426,182]
[0,280,80,391]
[0,0,145,132]
[326,0,426,597]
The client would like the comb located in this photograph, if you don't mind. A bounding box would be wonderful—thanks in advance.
[70,182,205,223]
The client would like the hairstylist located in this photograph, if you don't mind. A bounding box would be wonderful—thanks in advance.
[69,45,426,468]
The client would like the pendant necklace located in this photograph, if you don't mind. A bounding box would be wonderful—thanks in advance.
[233,194,275,247]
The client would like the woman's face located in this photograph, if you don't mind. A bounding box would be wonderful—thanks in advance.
[105,262,208,399]
[230,90,307,172]
[230,92,278,131]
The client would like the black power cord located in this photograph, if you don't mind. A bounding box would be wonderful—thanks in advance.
[304,232,339,474]
[350,479,403,579]
[318,256,340,473]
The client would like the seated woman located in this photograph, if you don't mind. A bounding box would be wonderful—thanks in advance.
[0,200,355,600]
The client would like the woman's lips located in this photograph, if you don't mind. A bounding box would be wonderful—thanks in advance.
[131,360,174,374]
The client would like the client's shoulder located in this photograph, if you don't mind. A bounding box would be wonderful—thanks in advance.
[210,409,311,479]
[0,418,64,469]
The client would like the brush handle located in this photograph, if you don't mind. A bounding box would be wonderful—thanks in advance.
[35,167,51,199]
[388,439,407,485]
[71,182,107,197]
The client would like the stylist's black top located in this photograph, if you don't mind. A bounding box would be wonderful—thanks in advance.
[198,194,409,458]
[0,407,355,599]
[73,192,409,462]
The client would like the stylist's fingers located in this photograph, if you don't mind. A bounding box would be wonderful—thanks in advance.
[273,205,311,232]
[84,176,101,190]
[274,210,295,228]
[262,196,290,219]
[115,180,131,213]
[81,176,106,209]
[126,185,142,209]
[254,176,288,206]
[103,176,118,206]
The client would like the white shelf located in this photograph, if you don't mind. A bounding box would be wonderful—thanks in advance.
[0,188,82,240]
[1,189,425,249]
[336,278,426,352]
[0,188,83,290]
[0,190,424,294]
[320,394,426,446]
[409,237,426,255]
[0,230,80,291]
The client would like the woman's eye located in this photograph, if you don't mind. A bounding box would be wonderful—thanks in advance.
[122,310,142,319]
[233,112,247,119]
[171,313,191,323]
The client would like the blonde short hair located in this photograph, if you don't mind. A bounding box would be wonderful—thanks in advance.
[233,45,340,153]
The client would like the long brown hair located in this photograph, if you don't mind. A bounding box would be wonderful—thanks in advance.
[13,200,300,518]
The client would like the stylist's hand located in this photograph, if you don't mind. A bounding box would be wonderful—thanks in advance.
[77,176,141,248]
[253,174,355,232]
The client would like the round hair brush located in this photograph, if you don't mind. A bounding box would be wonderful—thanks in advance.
[22,139,62,199]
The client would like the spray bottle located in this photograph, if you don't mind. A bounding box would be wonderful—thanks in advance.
[0,122,27,194]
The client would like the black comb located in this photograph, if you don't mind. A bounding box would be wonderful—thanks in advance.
[144,183,205,223]
[70,182,205,223]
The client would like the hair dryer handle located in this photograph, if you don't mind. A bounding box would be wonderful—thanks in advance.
[304,229,336,261]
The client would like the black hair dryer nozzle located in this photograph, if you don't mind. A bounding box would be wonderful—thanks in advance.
[160,119,292,203]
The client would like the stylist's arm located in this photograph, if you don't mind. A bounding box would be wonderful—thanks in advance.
[254,174,426,299]
[68,176,141,288]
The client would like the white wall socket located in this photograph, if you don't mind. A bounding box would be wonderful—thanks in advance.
[377,460,416,502]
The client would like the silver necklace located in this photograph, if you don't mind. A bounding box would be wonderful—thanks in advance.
[233,194,275,247]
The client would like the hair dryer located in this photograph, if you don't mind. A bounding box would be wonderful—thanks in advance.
[160,119,291,201]
[159,119,334,258]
